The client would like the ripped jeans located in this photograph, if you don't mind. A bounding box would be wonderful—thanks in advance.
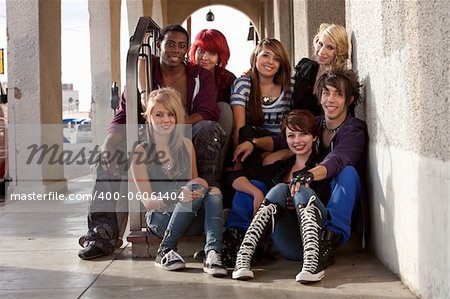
[192,120,226,186]
[146,184,224,253]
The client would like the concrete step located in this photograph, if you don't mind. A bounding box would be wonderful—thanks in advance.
[127,230,204,258]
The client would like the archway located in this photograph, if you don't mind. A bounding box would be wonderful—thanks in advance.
[182,5,258,76]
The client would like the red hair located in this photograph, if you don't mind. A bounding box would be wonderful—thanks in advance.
[189,29,230,68]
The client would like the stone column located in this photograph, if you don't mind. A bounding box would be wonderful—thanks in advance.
[150,0,163,26]
[273,0,294,66]
[88,0,121,145]
[292,0,345,63]
[261,0,273,39]
[126,0,149,36]
[6,0,67,193]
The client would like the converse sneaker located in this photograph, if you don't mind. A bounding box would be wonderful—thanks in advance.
[232,201,281,280]
[295,195,325,284]
[203,250,227,277]
[193,249,205,262]
[155,249,185,271]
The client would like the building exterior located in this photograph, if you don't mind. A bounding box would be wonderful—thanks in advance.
[62,83,79,116]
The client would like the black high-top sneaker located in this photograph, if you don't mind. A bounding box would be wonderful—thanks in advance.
[320,230,342,269]
[203,250,227,277]
[295,194,325,283]
[155,248,185,271]
[232,200,282,280]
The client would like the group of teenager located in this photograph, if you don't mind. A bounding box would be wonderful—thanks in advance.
[77,22,368,284]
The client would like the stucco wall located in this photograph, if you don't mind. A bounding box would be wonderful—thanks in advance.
[347,1,450,298]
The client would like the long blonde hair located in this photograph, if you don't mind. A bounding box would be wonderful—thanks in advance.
[144,87,186,153]
[247,38,292,126]
[313,23,349,69]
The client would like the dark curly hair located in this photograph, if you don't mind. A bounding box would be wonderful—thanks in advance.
[159,24,189,43]
[315,68,363,114]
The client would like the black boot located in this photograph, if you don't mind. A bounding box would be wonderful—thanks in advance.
[232,200,282,280]
[221,228,245,268]
[320,230,342,269]
[295,194,325,284]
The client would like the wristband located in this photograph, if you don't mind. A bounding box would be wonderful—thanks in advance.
[247,138,257,148]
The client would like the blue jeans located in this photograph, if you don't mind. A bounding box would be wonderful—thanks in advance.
[225,180,268,232]
[146,184,224,253]
[267,183,327,260]
[325,166,360,243]
[192,120,226,186]
[269,166,360,260]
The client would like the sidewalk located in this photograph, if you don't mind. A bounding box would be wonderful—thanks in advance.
[0,179,416,299]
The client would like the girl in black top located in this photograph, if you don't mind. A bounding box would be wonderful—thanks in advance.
[292,23,350,116]
[232,110,330,281]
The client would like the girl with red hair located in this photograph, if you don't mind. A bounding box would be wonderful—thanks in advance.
[189,29,236,182]
[189,29,236,104]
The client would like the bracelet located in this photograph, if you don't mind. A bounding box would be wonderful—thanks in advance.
[140,90,147,94]
[247,138,257,148]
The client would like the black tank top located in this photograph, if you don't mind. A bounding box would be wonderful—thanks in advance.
[140,141,191,193]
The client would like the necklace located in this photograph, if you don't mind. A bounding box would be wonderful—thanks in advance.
[262,83,278,104]
[322,118,346,133]
[161,159,176,173]
[262,95,278,104]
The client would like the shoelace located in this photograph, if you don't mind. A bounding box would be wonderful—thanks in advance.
[235,203,278,270]
[206,251,223,266]
[162,249,185,266]
[300,196,322,273]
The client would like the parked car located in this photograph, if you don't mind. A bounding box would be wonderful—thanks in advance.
[63,117,92,143]
[76,118,92,143]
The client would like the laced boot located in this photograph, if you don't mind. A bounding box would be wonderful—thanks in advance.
[295,194,325,284]
[320,230,342,269]
[232,200,282,280]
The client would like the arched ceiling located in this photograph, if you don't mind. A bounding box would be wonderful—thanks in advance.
[162,0,263,38]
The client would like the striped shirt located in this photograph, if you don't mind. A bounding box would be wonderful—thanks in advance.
[230,76,293,133]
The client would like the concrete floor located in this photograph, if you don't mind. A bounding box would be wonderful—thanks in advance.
[0,179,416,299]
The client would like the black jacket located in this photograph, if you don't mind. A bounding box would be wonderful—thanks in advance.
[227,153,332,205]
[292,58,322,116]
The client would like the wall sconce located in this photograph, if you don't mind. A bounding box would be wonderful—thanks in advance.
[206,9,215,22]
[247,23,255,41]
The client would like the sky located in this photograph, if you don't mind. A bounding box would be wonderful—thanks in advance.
[0,0,255,112]
[61,0,91,112]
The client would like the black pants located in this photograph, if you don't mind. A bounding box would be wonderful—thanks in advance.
[84,156,127,252]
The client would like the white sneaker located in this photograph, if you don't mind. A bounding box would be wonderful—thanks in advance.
[155,249,185,271]
[295,269,325,283]
[203,250,227,277]
[232,267,254,280]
